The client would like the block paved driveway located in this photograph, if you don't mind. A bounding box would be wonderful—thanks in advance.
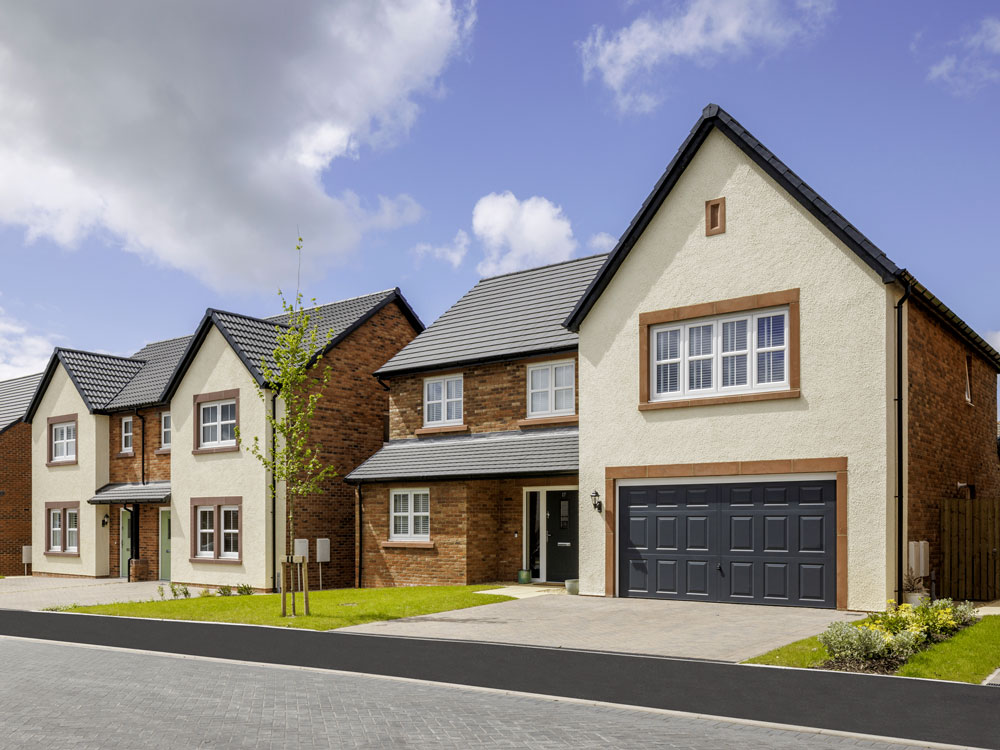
[0,636,930,750]
[342,594,863,661]
[0,576,163,610]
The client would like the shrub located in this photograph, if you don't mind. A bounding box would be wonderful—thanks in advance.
[156,585,165,601]
[820,621,887,661]
[217,585,233,597]
[886,629,923,660]
[952,600,978,626]
[179,585,191,599]
[236,583,254,596]
[199,588,213,598]
[169,583,183,599]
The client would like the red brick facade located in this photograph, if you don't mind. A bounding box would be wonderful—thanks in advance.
[0,423,31,576]
[386,354,579,439]
[360,475,575,587]
[907,301,1000,579]
[107,503,164,580]
[109,407,171,484]
[290,300,421,590]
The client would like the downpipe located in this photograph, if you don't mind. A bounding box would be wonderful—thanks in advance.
[895,279,912,604]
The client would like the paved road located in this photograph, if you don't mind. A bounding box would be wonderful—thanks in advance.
[0,637,934,749]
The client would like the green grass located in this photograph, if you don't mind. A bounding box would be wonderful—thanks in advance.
[745,615,1000,683]
[65,585,512,631]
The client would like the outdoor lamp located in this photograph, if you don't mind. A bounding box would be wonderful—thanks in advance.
[590,490,602,512]
[102,513,110,527]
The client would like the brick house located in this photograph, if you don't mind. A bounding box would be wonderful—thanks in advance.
[347,257,604,586]
[0,373,42,576]
[25,289,421,590]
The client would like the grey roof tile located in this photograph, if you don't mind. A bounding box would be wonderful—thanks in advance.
[377,255,606,376]
[104,335,192,410]
[0,372,42,432]
[347,427,578,482]
[58,350,145,412]
[87,481,171,505]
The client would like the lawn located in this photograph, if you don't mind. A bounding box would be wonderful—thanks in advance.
[65,585,512,631]
[744,615,1000,683]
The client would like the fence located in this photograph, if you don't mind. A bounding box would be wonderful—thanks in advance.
[939,497,1000,601]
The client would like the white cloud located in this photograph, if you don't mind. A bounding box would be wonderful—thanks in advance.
[928,17,1000,95]
[0,309,57,380]
[413,229,469,268]
[587,232,618,252]
[473,192,577,276]
[580,0,833,114]
[0,1,475,291]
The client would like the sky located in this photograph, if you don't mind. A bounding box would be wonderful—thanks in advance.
[1,0,999,383]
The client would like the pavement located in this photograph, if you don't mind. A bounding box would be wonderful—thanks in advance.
[0,636,946,749]
[342,592,864,661]
[0,575,163,610]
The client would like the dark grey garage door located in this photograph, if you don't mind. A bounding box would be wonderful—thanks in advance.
[619,480,836,608]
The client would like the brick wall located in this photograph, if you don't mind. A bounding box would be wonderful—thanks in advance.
[107,503,163,580]
[108,407,171,484]
[289,300,420,590]
[387,354,578,439]
[0,423,31,576]
[360,475,576,587]
[907,301,1000,579]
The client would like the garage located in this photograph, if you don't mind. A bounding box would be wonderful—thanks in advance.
[619,478,837,608]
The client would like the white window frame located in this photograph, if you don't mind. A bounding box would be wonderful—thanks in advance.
[49,509,62,552]
[389,489,430,541]
[650,306,790,402]
[199,399,237,448]
[196,506,215,558]
[161,412,171,449]
[220,506,240,559]
[51,422,76,462]
[65,509,79,553]
[525,360,575,418]
[121,416,133,453]
[423,375,463,427]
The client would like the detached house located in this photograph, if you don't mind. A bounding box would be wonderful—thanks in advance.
[0,372,42,576]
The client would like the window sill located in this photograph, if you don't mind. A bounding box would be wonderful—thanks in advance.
[415,424,469,437]
[192,444,239,455]
[154,448,171,456]
[46,459,78,467]
[381,540,434,549]
[189,557,243,564]
[517,415,578,428]
[639,388,800,411]
[115,451,135,459]
[44,551,80,557]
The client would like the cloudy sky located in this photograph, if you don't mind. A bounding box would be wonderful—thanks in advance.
[1,0,999,381]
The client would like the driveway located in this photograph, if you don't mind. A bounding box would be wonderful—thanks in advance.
[0,576,163,611]
[341,594,863,662]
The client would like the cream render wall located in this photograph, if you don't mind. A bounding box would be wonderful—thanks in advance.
[170,326,276,589]
[31,364,110,576]
[577,130,895,611]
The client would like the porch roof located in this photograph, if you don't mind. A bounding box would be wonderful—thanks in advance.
[87,481,171,505]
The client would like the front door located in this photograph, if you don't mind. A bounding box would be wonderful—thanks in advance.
[159,509,171,581]
[119,509,132,579]
[544,490,578,582]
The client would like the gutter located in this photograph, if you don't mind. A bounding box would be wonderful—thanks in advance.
[894,278,912,604]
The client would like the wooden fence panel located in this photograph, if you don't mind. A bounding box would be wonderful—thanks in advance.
[940,497,1000,601]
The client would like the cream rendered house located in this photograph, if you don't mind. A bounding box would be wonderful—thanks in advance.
[565,105,1000,611]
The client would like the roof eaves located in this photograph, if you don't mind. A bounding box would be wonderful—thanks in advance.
[375,344,578,378]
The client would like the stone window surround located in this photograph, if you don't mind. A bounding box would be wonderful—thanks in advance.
[46,413,78,467]
[192,389,240,455]
[189,496,242,564]
[45,501,81,557]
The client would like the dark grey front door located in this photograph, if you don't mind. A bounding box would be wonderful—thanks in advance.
[620,480,836,608]
[545,490,578,582]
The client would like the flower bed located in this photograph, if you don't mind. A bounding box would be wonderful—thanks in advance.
[818,598,979,675]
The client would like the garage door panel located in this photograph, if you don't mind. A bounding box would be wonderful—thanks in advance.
[728,515,754,552]
[728,561,755,599]
[798,515,826,553]
[655,487,681,507]
[655,517,678,550]
[685,560,712,597]
[628,517,649,550]
[656,560,678,594]
[686,516,711,550]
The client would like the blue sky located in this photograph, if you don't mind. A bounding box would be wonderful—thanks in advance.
[1,1,998,379]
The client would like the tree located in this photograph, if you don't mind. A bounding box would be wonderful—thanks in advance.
[238,237,337,616]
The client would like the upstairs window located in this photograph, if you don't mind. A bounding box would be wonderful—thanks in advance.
[200,400,236,447]
[965,356,973,404]
[51,421,77,462]
[121,416,133,453]
[161,412,171,449]
[526,361,575,418]
[390,489,430,541]
[423,375,463,427]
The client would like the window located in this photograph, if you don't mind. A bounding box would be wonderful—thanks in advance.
[121,416,133,453]
[161,412,171,449]
[965,356,973,404]
[49,509,62,552]
[526,361,575,418]
[200,400,236,447]
[51,421,76,462]
[221,506,239,559]
[423,375,463,427]
[706,197,726,236]
[650,307,789,401]
[197,507,215,557]
[45,502,80,555]
[390,489,430,541]
[190,497,242,562]
[65,509,78,553]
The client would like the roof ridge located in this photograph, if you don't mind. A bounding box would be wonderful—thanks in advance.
[132,333,194,348]
[56,347,145,364]
[477,253,608,283]
[209,308,292,328]
[264,288,396,321]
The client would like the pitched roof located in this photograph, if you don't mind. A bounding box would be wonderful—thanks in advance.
[0,372,43,433]
[163,288,423,399]
[377,255,607,376]
[346,427,578,483]
[104,335,193,410]
[87,481,171,505]
[56,349,145,413]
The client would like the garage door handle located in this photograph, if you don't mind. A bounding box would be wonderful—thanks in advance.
[716,563,722,572]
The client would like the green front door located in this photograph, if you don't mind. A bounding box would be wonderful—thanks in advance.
[159,510,171,581]
[120,509,132,578]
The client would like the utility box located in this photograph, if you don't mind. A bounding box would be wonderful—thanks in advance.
[21,546,31,565]
[908,540,929,577]
[316,538,330,564]
[293,538,309,562]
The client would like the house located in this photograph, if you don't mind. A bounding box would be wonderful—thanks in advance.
[0,372,43,576]
[25,289,422,591]
[563,104,1000,611]
[347,256,605,586]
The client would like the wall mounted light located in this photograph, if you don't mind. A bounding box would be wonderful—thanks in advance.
[102,513,110,527]
[590,490,602,513]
